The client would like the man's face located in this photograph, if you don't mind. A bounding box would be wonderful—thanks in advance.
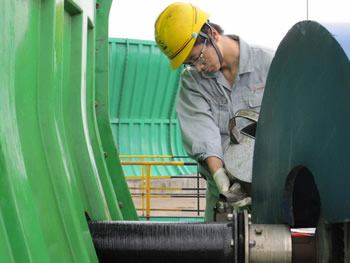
[184,40,221,73]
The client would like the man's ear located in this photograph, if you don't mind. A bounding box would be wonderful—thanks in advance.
[209,28,219,41]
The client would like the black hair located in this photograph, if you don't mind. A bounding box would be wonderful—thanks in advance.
[194,21,224,46]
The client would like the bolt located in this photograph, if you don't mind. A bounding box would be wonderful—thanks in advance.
[104,152,108,158]
[216,201,225,210]
[249,240,256,247]
[227,213,233,221]
[95,101,99,107]
[230,239,234,247]
[96,2,100,9]
[118,202,123,208]
[255,227,263,235]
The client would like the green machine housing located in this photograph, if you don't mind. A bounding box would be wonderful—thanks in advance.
[1,1,137,262]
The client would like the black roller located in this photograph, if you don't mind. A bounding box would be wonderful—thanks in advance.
[88,221,234,263]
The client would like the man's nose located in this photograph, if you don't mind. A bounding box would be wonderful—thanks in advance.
[195,63,204,72]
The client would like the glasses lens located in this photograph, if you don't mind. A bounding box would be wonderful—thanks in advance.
[193,56,205,66]
[193,40,207,66]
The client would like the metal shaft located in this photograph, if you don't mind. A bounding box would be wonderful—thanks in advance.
[88,220,234,263]
[88,212,294,263]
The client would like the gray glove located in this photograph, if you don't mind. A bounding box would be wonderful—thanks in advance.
[213,168,230,193]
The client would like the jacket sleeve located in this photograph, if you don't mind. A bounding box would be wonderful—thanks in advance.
[176,68,224,163]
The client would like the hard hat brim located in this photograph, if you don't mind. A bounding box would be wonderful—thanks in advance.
[169,38,196,70]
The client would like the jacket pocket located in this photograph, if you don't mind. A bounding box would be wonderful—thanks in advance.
[248,92,264,108]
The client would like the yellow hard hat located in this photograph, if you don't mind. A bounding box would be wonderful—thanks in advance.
[155,2,210,70]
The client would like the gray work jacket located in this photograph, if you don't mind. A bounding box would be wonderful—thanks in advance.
[176,36,275,166]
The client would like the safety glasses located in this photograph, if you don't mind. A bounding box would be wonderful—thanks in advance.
[188,38,207,67]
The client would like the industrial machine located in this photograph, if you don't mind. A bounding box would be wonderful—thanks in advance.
[87,20,349,263]
[88,210,297,263]
[1,0,349,262]
[88,20,350,263]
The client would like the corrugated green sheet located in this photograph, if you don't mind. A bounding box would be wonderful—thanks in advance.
[108,38,197,177]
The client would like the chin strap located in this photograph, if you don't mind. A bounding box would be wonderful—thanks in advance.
[198,22,224,67]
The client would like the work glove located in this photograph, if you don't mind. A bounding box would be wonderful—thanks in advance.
[213,168,230,193]
[221,182,248,203]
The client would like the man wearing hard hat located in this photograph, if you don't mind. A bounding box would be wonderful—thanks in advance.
[155,2,275,221]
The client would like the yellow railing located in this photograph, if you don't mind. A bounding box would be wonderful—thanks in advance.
[120,155,205,220]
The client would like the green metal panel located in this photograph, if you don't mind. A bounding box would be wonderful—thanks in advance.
[108,38,197,177]
[0,0,136,262]
[95,2,138,220]
[252,21,350,225]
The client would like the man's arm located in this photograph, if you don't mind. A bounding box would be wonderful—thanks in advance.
[206,156,223,175]
[206,156,230,193]
[177,68,224,162]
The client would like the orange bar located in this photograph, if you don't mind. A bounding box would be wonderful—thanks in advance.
[122,161,194,166]
[146,165,151,221]
[130,187,182,191]
[141,157,145,216]
[125,175,171,179]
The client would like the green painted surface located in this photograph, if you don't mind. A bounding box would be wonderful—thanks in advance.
[108,38,197,177]
[252,21,350,224]
[0,0,137,261]
[95,1,138,220]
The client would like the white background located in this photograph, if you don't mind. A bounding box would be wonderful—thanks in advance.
[109,0,350,49]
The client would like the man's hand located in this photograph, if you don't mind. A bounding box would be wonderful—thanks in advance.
[221,182,249,204]
[213,168,230,193]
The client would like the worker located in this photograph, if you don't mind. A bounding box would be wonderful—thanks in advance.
[154,2,275,221]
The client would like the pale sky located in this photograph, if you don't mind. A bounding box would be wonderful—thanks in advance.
[109,0,350,49]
